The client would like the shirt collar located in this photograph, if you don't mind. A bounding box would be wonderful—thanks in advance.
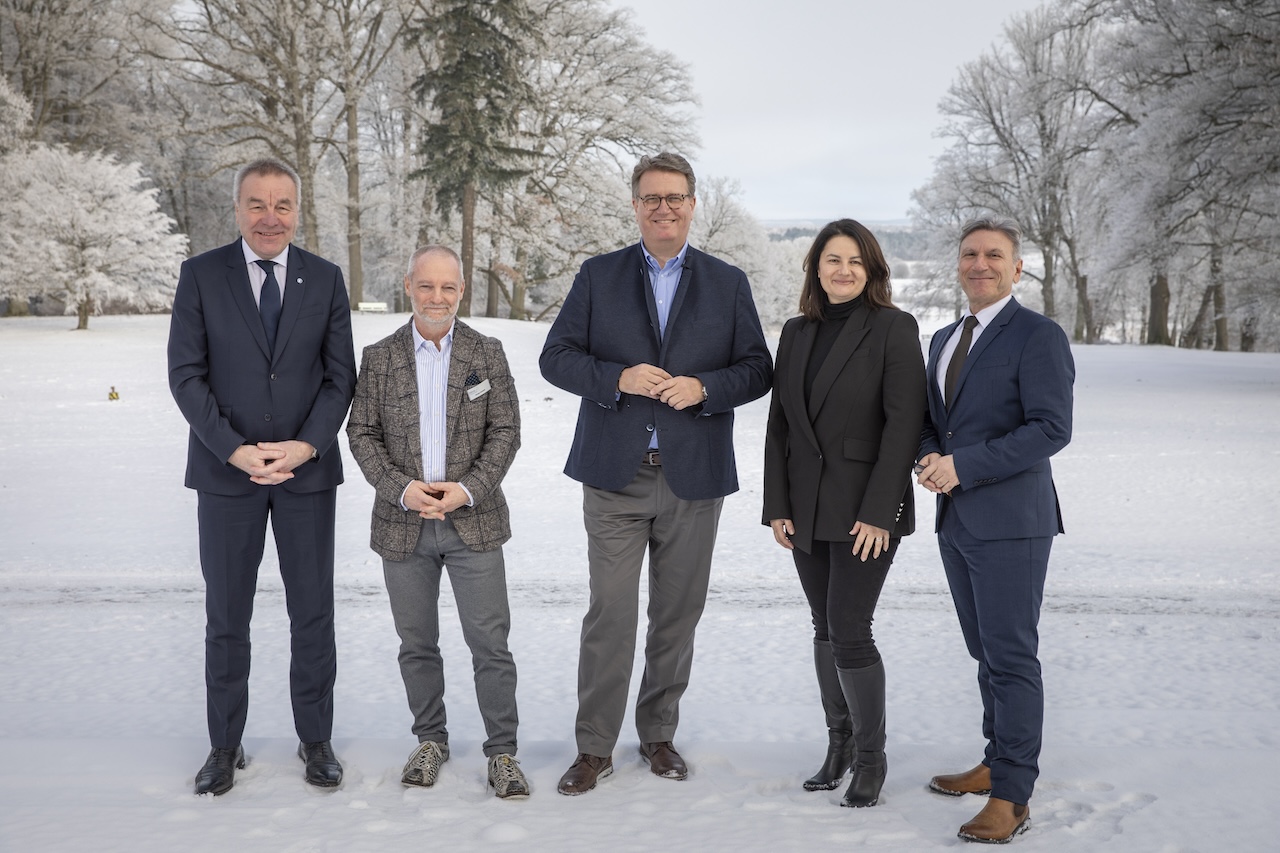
[641,241,689,273]
[966,294,1014,328]
[412,319,455,353]
[241,239,288,268]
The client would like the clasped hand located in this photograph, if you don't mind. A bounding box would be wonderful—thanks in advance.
[230,440,315,485]
[915,452,959,495]
[404,480,468,520]
[619,363,703,411]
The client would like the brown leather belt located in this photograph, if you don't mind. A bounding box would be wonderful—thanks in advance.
[640,450,662,466]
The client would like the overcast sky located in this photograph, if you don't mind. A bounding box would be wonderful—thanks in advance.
[612,0,1047,223]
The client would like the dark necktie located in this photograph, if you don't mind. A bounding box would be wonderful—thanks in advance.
[255,259,281,351]
[944,315,979,409]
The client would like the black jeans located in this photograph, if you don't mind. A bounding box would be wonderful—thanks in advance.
[792,538,897,670]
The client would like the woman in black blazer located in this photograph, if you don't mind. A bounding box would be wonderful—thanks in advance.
[763,219,926,808]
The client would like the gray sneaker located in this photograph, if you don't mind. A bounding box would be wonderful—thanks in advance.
[487,753,530,799]
[402,741,449,787]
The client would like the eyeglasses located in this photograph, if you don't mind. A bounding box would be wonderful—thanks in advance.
[636,193,692,211]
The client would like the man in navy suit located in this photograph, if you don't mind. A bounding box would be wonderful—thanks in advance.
[916,216,1074,843]
[540,153,772,794]
[168,158,356,795]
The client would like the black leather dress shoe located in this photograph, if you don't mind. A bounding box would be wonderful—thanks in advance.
[195,745,245,796]
[298,741,343,788]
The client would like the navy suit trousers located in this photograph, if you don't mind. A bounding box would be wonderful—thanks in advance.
[937,502,1050,805]
[198,486,337,748]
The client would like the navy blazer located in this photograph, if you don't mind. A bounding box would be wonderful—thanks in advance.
[540,243,773,501]
[918,298,1074,540]
[168,239,357,496]
[763,305,926,553]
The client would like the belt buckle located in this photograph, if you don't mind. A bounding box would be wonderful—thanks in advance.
[642,450,662,466]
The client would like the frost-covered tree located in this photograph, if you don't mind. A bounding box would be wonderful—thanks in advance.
[0,0,164,151]
[408,0,540,317]
[912,4,1120,334]
[1089,0,1280,350]
[478,0,700,318]
[138,0,345,254]
[312,0,412,306]
[0,145,187,328]
[0,73,28,154]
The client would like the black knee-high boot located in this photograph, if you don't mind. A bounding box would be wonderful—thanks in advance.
[837,659,886,807]
[803,640,854,791]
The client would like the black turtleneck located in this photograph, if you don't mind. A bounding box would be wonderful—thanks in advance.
[804,294,863,403]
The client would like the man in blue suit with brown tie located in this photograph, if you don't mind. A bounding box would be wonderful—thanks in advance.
[916,216,1074,843]
[169,158,356,795]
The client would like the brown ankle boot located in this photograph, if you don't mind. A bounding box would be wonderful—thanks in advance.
[929,762,992,796]
[957,797,1030,843]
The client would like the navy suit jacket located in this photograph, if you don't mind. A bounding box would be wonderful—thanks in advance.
[919,298,1074,540]
[540,243,773,501]
[168,239,357,496]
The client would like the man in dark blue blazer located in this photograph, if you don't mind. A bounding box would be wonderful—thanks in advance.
[916,217,1074,843]
[541,153,772,794]
[168,159,356,795]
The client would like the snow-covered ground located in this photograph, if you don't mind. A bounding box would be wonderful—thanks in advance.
[1,313,1277,852]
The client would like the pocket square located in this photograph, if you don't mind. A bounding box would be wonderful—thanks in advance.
[464,371,482,387]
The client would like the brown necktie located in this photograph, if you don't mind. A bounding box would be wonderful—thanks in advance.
[944,316,979,409]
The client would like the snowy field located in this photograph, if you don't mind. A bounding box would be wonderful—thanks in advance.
[1,312,1278,852]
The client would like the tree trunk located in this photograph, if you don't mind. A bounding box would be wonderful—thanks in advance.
[1239,316,1258,352]
[459,180,475,317]
[290,108,320,253]
[1180,284,1214,349]
[1040,250,1056,322]
[345,100,364,307]
[486,229,502,318]
[1073,273,1093,343]
[1210,242,1227,352]
[75,296,92,330]
[1146,270,1170,345]
[510,245,528,321]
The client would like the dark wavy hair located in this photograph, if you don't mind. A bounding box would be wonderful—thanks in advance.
[798,219,895,321]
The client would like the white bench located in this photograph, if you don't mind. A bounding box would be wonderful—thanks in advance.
[357,302,388,313]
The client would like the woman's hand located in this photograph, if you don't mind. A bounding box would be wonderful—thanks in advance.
[770,518,795,550]
[850,520,891,563]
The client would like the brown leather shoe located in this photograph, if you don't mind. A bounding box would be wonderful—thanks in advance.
[557,753,613,795]
[639,741,688,780]
[929,762,992,797]
[958,797,1030,843]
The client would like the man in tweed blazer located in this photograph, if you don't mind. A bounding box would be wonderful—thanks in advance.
[346,245,527,798]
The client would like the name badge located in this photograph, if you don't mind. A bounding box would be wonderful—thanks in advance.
[466,379,492,401]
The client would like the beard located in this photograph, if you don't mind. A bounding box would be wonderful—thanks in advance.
[413,304,455,331]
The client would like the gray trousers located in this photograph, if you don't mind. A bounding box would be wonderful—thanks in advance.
[576,465,723,755]
[382,518,518,757]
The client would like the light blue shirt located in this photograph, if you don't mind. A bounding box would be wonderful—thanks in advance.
[640,242,689,449]
[642,241,689,338]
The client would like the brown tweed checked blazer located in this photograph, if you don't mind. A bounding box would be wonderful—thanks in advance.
[346,319,521,560]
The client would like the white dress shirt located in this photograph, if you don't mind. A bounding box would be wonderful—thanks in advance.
[936,294,1013,400]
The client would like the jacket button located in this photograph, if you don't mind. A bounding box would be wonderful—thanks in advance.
[646,424,654,432]
[270,373,278,380]
[264,414,272,421]
[946,431,953,438]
